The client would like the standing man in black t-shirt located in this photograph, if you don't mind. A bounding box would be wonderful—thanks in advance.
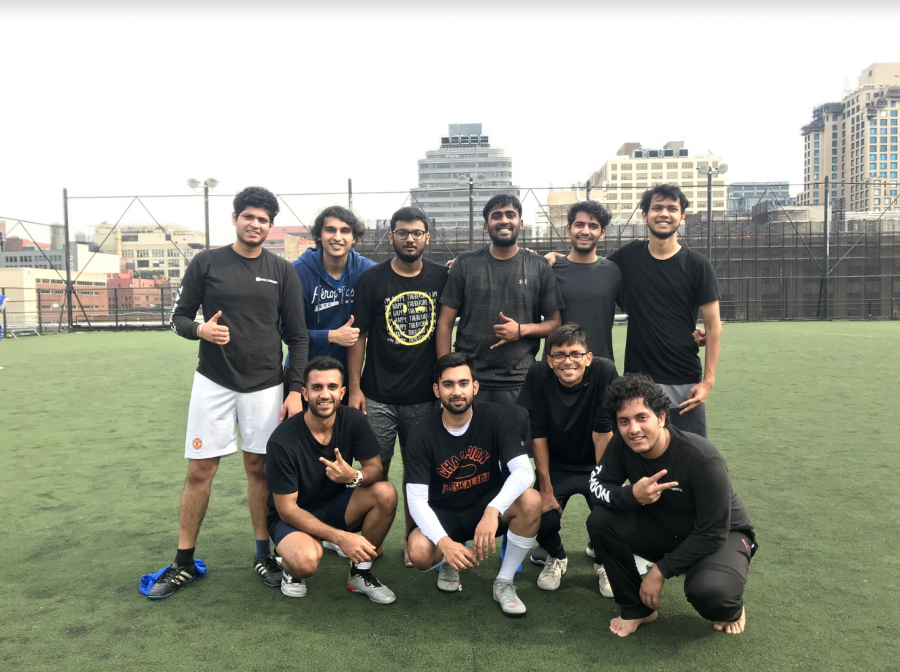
[348,206,448,568]
[587,374,756,637]
[436,194,564,447]
[516,324,617,592]
[607,184,721,438]
[150,186,309,599]
[549,201,621,362]
[266,357,398,604]
[405,353,541,616]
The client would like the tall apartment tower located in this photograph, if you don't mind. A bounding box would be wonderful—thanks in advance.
[412,124,518,237]
[799,63,900,211]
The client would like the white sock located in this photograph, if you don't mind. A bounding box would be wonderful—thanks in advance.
[353,561,372,571]
[496,531,535,582]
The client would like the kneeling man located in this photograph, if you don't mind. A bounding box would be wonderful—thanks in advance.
[266,356,398,604]
[405,353,541,616]
[587,374,757,636]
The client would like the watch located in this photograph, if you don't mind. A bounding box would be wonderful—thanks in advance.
[346,469,363,489]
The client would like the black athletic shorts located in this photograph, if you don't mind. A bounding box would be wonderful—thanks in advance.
[269,488,361,546]
[407,487,509,544]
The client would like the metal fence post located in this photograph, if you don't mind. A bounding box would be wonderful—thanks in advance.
[63,188,73,331]
[160,287,165,327]
[2,287,7,336]
[824,176,830,320]
[36,287,43,334]
[114,287,119,328]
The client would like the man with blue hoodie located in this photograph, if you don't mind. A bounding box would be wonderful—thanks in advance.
[290,206,376,393]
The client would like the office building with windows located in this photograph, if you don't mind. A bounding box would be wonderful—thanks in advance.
[92,223,205,280]
[727,182,794,211]
[411,124,519,237]
[799,63,900,211]
[579,141,729,221]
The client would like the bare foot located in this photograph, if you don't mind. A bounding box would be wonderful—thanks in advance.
[609,611,658,637]
[403,541,413,568]
[714,606,746,634]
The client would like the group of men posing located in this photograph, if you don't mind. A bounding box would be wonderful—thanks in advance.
[153,183,757,638]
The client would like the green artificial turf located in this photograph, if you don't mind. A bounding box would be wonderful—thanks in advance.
[1,323,898,671]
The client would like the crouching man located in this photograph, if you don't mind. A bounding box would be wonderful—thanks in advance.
[266,357,398,604]
[405,353,541,616]
[587,374,757,637]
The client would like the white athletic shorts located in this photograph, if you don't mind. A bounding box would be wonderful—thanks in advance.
[184,371,283,459]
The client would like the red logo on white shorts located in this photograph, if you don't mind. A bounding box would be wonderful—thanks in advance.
[192,437,203,451]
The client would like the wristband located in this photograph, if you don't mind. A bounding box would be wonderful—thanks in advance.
[346,469,363,489]
[197,323,203,339]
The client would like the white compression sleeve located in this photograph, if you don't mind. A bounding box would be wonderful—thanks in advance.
[406,483,449,547]
[487,454,534,516]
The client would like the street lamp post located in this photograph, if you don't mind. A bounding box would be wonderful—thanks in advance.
[458,174,486,248]
[187,178,219,249]
[697,163,728,261]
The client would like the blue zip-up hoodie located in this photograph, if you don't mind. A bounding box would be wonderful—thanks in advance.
[290,247,376,368]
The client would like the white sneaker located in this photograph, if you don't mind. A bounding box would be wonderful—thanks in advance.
[436,564,461,592]
[281,569,307,598]
[585,542,595,559]
[323,540,348,558]
[536,556,568,591]
[493,580,526,616]
[594,563,614,598]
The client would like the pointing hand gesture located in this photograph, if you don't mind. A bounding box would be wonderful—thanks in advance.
[632,469,679,506]
[330,315,360,347]
[491,311,520,349]
[198,310,229,346]
[319,448,358,484]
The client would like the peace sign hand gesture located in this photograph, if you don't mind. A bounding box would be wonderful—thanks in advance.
[632,469,679,506]
[319,448,358,484]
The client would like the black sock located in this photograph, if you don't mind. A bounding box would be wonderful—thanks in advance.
[555,549,568,560]
[175,547,195,567]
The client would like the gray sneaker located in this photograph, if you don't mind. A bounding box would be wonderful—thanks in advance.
[281,569,307,598]
[593,563,614,598]
[492,580,526,616]
[347,568,396,605]
[437,564,461,592]
[529,545,549,566]
[536,556,568,591]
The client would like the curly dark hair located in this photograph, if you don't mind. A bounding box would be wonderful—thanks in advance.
[601,373,671,426]
[233,186,279,222]
[482,194,522,221]
[312,205,366,249]
[639,184,690,215]
[567,200,611,229]
[303,355,344,385]
[434,351,476,383]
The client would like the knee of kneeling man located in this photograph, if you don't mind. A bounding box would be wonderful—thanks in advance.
[371,481,398,509]
[519,488,542,516]
[285,551,321,579]
[685,572,734,610]
[585,506,616,535]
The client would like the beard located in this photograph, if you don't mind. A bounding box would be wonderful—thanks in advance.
[572,237,598,252]
[393,240,423,263]
[648,222,680,240]
[307,398,338,419]
[239,231,266,247]
[443,395,474,415]
[488,226,520,247]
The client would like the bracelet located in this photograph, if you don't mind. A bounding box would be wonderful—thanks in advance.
[346,469,364,489]
[197,323,203,339]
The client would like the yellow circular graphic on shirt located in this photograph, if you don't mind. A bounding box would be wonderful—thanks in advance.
[385,291,436,346]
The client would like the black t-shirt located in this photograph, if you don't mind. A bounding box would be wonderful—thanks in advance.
[169,246,309,393]
[607,241,719,385]
[588,425,754,578]
[405,403,529,511]
[552,256,621,362]
[440,247,564,390]
[265,406,380,527]
[517,359,618,471]
[351,259,448,405]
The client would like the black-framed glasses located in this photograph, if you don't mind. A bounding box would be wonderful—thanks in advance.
[392,229,427,240]
[549,351,586,362]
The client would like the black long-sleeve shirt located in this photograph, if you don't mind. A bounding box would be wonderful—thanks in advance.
[588,425,754,579]
[170,246,309,393]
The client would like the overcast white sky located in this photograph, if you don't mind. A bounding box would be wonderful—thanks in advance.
[2,1,898,245]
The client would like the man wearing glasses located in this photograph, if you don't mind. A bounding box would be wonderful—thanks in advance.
[348,207,448,566]
[516,324,618,592]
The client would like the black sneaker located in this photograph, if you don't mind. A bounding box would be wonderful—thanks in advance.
[254,554,283,587]
[147,563,199,599]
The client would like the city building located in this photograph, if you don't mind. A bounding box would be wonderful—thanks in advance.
[107,270,165,313]
[411,123,519,237]
[262,225,314,262]
[93,223,206,280]
[799,63,900,211]
[728,182,794,210]
[579,141,729,222]
[0,267,109,328]
[1,241,119,274]
[533,188,586,239]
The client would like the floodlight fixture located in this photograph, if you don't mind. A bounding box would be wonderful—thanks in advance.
[718,164,729,175]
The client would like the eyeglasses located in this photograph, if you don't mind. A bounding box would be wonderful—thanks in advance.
[392,229,427,240]
[549,351,586,362]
